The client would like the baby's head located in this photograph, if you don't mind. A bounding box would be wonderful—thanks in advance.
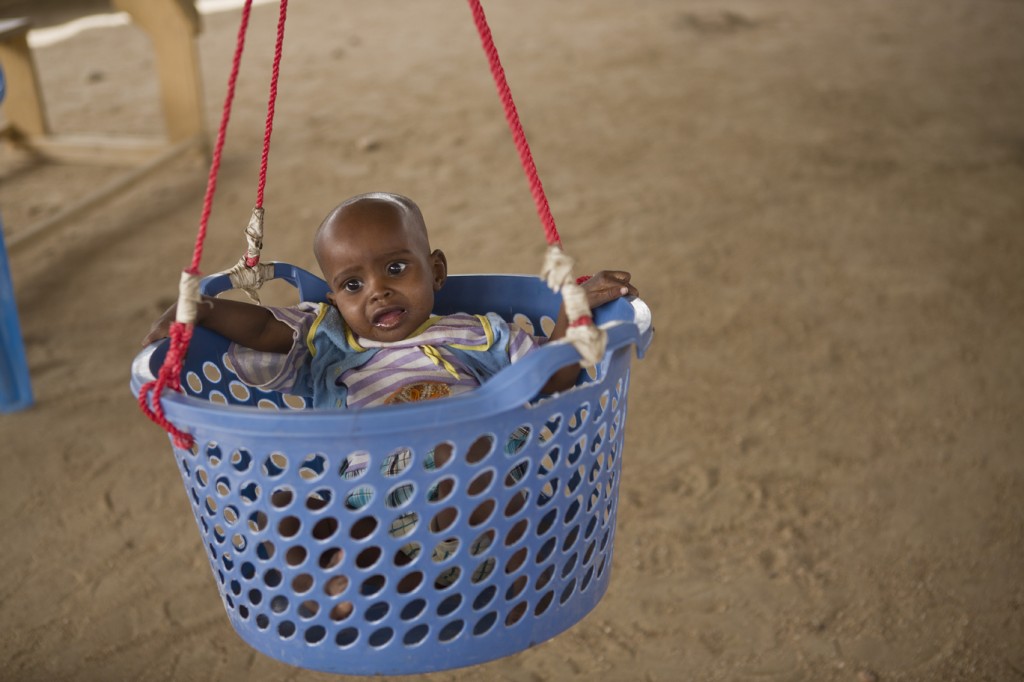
[314,192,447,342]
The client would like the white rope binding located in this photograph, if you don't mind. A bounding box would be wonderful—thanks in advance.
[541,243,574,290]
[175,271,202,325]
[540,244,607,368]
[225,260,275,304]
[225,206,271,303]
[243,206,264,266]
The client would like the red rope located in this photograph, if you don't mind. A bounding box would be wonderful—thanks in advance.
[191,0,254,275]
[244,0,288,268]
[138,0,258,449]
[138,323,195,448]
[467,0,561,247]
[255,0,288,210]
[141,0,561,446]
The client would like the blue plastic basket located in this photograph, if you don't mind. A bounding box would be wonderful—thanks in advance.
[130,263,652,675]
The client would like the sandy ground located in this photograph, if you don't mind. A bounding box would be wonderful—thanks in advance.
[1,1,1023,680]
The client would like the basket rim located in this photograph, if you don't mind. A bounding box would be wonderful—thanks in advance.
[131,273,652,437]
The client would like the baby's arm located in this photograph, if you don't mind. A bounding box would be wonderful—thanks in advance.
[541,270,638,393]
[142,295,295,353]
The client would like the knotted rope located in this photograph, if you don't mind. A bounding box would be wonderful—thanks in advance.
[232,0,287,302]
[467,0,605,366]
[139,0,289,448]
[141,0,604,448]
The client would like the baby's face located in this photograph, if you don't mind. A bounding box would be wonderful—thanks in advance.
[318,207,445,342]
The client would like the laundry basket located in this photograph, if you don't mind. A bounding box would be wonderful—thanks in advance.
[130,263,653,675]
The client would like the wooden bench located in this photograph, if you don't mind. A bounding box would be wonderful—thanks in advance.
[1,0,209,162]
[0,1,211,250]
[0,17,47,139]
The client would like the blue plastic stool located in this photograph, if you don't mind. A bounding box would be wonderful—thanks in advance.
[0,213,33,413]
[131,264,652,675]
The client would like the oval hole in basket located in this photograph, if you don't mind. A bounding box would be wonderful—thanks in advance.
[300,453,328,482]
[270,487,293,509]
[324,574,349,598]
[427,442,454,471]
[318,546,343,570]
[386,513,417,540]
[467,469,494,497]
[397,570,424,595]
[351,516,380,540]
[291,573,313,594]
[305,488,332,512]
[504,426,531,456]
[469,529,494,556]
[262,452,288,477]
[534,564,555,591]
[385,483,415,509]
[466,435,494,464]
[429,477,456,504]
[470,558,496,584]
[429,507,457,533]
[248,511,268,533]
[468,500,495,527]
[534,590,555,616]
[381,448,413,477]
[504,602,527,627]
[504,519,529,547]
[504,547,528,575]
[230,448,252,472]
[473,584,497,611]
[338,451,369,480]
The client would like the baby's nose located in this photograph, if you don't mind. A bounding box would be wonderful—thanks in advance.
[368,281,392,300]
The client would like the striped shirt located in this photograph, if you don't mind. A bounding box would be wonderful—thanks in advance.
[229,303,539,408]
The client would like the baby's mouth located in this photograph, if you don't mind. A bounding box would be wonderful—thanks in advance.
[372,307,406,329]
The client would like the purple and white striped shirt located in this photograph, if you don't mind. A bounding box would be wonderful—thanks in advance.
[228,303,540,408]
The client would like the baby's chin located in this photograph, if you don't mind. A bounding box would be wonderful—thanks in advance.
[357,314,431,342]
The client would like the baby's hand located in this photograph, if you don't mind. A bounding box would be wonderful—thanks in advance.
[142,303,177,346]
[580,270,638,310]
[541,270,639,393]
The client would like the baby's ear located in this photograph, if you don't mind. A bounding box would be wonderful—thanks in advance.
[431,249,448,291]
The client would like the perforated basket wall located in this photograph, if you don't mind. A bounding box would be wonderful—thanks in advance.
[131,270,652,675]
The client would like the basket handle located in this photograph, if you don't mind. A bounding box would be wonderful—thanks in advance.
[198,264,652,416]
[448,313,648,416]
[200,262,330,301]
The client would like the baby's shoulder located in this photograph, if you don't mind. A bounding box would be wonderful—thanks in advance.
[445,311,517,334]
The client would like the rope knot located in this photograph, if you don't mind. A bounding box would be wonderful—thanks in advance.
[539,245,607,368]
[565,322,607,368]
[243,206,265,268]
[225,260,275,304]
[138,319,196,450]
[540,244,575,291]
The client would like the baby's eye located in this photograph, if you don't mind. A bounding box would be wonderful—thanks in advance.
[343,279,363,293]
[387,262,408,276]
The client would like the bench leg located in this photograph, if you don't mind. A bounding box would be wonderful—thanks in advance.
[0,27,49,138]
[114,0,206,144]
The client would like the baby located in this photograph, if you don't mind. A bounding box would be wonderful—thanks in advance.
[144,191,637,606]
[143,192,637,401]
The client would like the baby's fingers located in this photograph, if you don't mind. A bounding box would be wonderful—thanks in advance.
[142,303,180,346]
[608,282,639,301]
[141,326,166,346]
[600,270,632,284]
[583,285,636,308]
[609,274,639,299]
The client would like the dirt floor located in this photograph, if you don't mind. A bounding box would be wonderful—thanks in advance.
[1,1,1023,680]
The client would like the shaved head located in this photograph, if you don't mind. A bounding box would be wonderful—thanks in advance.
[314,192,429,271]
[311,192,447,342]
